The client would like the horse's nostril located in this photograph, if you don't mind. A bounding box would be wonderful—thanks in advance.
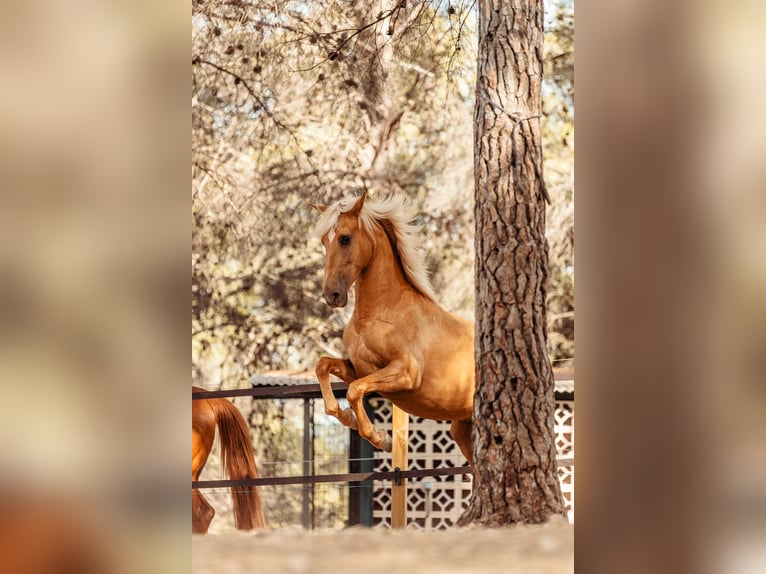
[324,287,345,307]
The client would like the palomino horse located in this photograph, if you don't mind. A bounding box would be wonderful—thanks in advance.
[192,387,265,533]
[312,193,475,464]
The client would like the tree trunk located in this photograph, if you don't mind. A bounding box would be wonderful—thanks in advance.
[460,0,566,525]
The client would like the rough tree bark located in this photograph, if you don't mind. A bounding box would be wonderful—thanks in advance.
[459,0,566,525]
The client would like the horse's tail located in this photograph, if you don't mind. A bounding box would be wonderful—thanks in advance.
[208,398,265,529]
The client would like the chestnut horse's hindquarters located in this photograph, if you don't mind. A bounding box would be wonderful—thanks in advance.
[192,397,217,534]
[191,391,265,533]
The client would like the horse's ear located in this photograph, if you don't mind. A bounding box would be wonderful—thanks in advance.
[348,191,367,216]
[311,204,327,213]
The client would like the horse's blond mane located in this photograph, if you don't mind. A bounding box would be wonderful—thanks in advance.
[312,194,437,302]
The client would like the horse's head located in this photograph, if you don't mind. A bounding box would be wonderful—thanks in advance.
[314,193,373,308]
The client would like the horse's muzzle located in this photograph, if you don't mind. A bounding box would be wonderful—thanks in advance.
[323,287,348,308]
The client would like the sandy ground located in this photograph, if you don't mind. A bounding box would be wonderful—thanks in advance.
[192,519,573,574]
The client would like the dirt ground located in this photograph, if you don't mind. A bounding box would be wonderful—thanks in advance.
[192,518,573,574]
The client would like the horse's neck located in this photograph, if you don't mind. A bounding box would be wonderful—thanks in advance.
[354,229,412,318]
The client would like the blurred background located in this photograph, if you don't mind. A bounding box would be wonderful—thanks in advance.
[0,0,188,572]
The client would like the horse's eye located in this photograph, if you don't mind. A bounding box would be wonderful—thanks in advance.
[339,235,351,246]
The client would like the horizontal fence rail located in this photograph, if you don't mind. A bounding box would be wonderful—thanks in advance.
[192,458,574,490]
[192,382,347,400]
[192,376,573,401]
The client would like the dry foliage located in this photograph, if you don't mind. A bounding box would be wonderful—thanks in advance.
[192,0,574,386]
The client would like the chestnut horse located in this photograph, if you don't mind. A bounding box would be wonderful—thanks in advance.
[192,387,265,533]
[312,193,475,464]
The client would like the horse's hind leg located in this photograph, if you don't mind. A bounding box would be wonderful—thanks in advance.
[450,419,473,466]
[315,357,358,429]
[192,489,215,534]
[192,401,216,534]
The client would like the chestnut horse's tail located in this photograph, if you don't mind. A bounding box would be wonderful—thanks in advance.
[208,398,265,529]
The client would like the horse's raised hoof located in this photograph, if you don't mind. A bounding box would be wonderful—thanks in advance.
[377,432,392,453]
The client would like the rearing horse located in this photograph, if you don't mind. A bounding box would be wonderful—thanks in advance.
[312,193,475,464]
[192,387,265,533]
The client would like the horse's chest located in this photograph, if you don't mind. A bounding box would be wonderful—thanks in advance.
[343,324,389,376]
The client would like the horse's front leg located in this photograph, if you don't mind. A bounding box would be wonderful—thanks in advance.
[315,356,358,429]
[346,360,420,452]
